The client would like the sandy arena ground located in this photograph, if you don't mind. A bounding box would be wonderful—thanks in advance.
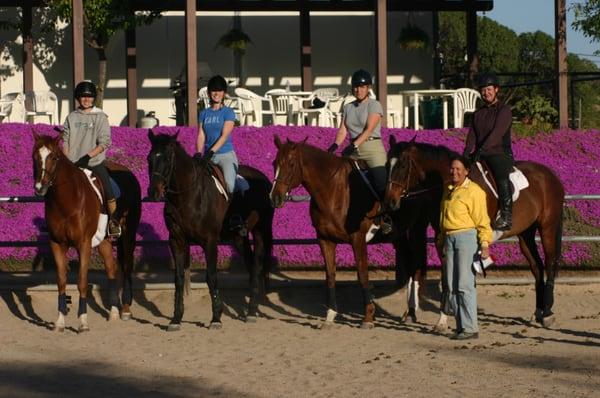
[0,272,598,398]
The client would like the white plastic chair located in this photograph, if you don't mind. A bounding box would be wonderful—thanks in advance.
[234,87,270,127]
[455,88,480,128]
[297,88,339,127]
[24,91,58,124]
[0,92,25,123]
[387,96,402,128]
[198,86,210,109]
[267,93,298,125]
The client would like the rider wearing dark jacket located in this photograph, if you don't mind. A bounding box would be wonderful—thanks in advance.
[463,73,514,230]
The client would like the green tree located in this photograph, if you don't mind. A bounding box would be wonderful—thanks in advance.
[571,0,600,53]
[49,0,162,107]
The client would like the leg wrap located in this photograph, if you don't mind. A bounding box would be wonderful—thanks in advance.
[77,297,87,317]
[327,287,337,312]
[58,293,69,315]
[361,287,374,307]
[543,280,555,316]
[108,278,119,308]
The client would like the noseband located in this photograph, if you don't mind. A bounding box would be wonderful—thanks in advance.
[37,153,61,190]
[387,156,435,199]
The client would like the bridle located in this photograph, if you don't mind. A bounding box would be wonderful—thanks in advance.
[36,151,61,191]
[387,155,435,199]
[272,149,303,199]
[150,145,200,195]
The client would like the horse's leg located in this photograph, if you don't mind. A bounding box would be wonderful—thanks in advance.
[97,239,120,321]
[517,226,545,324]
[246,231,266,322]
[351,236,375,329]
[205,239,223,329]
[406,225,428,323]
[118,226,135,320]
[168,235,188,331]
[76,242,92,332]
[539,219,562,327]
[318,239,338,328]
[50,241,69,332]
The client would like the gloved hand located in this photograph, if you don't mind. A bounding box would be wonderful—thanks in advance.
[202,150,215,162]
[341,144,357,157]
[326,143,339,153]
[74,154,91,168]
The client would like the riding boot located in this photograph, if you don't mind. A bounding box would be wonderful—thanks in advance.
[370,167,393,235]
[107,198,122,238]
[495,179,513,231]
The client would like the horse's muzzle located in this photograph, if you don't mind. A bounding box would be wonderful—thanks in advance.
[34,183,48,197]
[270,193,285,209]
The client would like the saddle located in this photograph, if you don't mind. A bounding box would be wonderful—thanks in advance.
[351,160,380,201]
[205,163,250,202]
[474,161,529,202]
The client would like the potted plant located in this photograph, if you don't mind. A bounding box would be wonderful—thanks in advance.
[397,25,429,51]
[216,28,253,55]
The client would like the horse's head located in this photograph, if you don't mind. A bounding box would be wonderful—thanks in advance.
[385,135,425,210]
[32,133,62,196]
[270,135,304,208]
[147,129,178,200]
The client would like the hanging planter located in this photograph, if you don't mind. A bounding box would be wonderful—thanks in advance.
[397,25,429,51]
[216,28,253,55]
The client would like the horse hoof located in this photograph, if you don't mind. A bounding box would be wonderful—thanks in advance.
[542,315,556,328]
[78,324,90,333]
[121,312,132,321]
[360,322,375,330]
[245,315,258,323]
[209,322,223,330]
[530,309,543,324]
[319,321,335,330]
[167,323,181,332]
[109,306,120,321]
[433,323,448,334]
[53,324,65,333]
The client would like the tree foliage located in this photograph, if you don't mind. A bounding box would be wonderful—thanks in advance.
[47,0,162,106]
[571,0,600,53]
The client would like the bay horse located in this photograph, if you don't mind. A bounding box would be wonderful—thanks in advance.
[147,131,274,331]
[32,134,142,332]
[385,136,564,329]
[270,136,389,328]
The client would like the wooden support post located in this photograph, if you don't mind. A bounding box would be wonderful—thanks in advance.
[375,0,387,126]
[555,0,568,129]
[466,2,478,87]
[72,0,84,94]
[185,0,198,127]
[22,0,33,93]
[126,27,137,128]
[299,2,313,92]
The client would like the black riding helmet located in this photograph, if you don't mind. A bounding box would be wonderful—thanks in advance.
[207,75,227,92]
[477,72,500,89]
[351,69,373,87]
[74,80,97,99]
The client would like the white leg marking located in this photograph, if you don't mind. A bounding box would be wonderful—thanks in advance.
[109,306,120,321]
[54,312,65,332]
[326,308,337,323]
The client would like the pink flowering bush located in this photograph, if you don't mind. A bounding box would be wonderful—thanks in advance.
[0,123,598,268]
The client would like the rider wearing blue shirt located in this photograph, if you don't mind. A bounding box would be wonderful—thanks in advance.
[195,75,238,194]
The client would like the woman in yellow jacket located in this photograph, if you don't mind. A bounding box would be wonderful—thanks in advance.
[439,155,492,340]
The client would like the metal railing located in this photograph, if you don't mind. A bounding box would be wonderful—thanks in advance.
[0,194,599,247]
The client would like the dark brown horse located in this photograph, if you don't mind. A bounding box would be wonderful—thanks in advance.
[32,134,141,332]
[147,131,273,331]
[385,137,564,328]
[270,136,385,328]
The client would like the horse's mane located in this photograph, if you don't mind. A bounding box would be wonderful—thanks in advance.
[284,141,353,169]
[389,141,459,162]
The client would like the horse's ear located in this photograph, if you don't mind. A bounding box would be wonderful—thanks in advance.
[409,134,417,144]
[301,136,308,145]
[173,130,179,141]
[274,135,282,149]
[148,129,155,142]
[389,135,397,147]
[32,129,41,142]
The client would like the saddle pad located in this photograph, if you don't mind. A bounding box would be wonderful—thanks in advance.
[212,174,250,201]
[92,214,108,248]
[475,163,529,201]
[82,168,103,204]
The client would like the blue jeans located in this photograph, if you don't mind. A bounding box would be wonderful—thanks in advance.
[444,229,479,333]
[211,151,239,194]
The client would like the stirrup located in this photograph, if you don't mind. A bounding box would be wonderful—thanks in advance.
[108,220,122,238]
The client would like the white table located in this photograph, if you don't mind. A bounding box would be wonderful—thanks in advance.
[399,89,458,130]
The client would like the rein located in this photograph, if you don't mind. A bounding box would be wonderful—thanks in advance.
[387,156,438,200]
